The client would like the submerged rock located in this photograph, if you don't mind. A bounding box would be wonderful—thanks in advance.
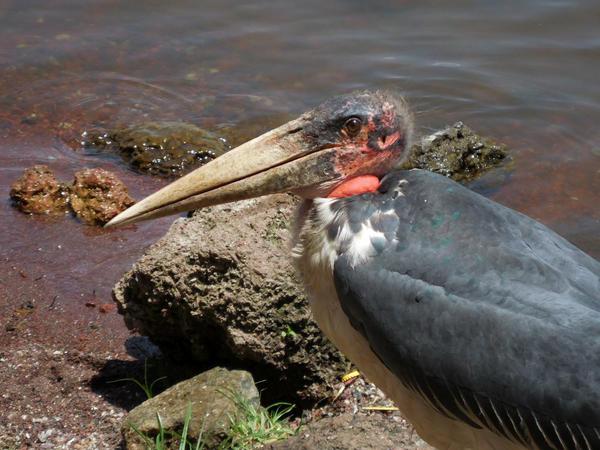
[113,194,347,407]
[83,122,229,177]
[123,367,259,450]
[404,122,508,182]
[70,168,135,225]
[9,165,70,215]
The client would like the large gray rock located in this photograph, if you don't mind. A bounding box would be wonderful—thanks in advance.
[113,194,347,407]
[123,367,259,449]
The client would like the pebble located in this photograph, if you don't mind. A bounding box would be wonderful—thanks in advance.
[37,428,54,442]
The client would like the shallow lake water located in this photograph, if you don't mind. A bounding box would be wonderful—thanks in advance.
[1,0,599,351]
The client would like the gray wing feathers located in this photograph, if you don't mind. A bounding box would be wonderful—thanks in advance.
[332,169,600,449]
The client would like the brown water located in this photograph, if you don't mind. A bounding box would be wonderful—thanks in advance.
[1,0,599,350]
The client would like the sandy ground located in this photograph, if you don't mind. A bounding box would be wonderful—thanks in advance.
[0,260,160,449]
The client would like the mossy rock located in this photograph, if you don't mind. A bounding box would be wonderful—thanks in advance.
[9,165,70,215]
[84,121,229,177]
[404,122,508,182]
[70,168,135,225]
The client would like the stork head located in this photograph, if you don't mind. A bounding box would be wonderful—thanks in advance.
[106,90,413,227]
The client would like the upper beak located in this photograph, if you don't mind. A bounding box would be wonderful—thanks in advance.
[105,114,336,227]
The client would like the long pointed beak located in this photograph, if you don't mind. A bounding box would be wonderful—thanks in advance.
[105,115,336,227]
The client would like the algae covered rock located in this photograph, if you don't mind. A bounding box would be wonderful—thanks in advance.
[83,122,229,177]
[70,168,135,225]
[404,122,508,182]
[113,194,347,407]
[123,367,259,450]
[9,165,70,215]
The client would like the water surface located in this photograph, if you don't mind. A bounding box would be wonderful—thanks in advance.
[1,0,599,349]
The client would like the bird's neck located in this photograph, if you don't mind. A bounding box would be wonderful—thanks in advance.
[291,199,338,279]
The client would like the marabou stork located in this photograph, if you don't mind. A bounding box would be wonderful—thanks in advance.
[107,91,600,450]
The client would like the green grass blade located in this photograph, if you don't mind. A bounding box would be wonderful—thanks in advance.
[179,403,193,450]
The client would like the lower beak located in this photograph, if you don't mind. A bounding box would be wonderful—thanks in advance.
[105,115,336,227]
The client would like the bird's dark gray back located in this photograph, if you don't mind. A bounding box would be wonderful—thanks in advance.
[332,169,600,444]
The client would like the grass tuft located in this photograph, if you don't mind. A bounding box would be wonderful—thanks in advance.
[220,390,297,449]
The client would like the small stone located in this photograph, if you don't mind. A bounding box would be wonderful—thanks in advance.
[21,113,38,125]
[37,428,54,443]
[9,165,70,215]
[69,168,135,225]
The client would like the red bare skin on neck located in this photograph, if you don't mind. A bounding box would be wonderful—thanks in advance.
[328,175,380,198]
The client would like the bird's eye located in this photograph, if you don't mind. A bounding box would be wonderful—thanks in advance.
[343,117,362,137]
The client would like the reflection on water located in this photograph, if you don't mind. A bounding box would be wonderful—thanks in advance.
[0,0,598,345]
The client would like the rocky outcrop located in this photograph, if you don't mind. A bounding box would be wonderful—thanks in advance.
[123,367,259,449]
[113,194,347,407]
